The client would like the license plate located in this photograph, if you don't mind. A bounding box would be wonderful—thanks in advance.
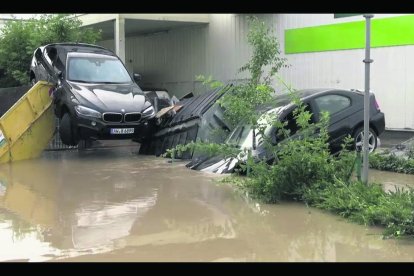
[110,128,135,134]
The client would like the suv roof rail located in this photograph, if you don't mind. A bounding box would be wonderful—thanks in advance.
[44,42,107,50]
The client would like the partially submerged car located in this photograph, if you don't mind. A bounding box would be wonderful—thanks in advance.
[188,88,386,173]
[30,43,156,146]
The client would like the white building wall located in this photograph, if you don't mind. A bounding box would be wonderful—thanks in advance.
[97,14,413,130]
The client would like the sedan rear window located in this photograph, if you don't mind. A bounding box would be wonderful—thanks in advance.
[67,55,132,84]
[314,94,351,115]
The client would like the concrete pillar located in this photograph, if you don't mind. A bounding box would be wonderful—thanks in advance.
[114,16,125,63]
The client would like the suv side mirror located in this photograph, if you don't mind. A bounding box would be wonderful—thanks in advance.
[133,73,141,82]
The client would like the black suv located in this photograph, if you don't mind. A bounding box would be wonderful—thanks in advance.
[30,43,156,146]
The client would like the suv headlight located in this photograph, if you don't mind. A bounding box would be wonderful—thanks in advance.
[143,105,155,116]
[75,105,102,119]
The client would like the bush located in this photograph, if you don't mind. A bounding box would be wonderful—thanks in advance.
[302,179,414,237]
[0,14,101,87]
[370,153,414,174]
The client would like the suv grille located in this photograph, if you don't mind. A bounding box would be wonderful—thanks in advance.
[103,112,123,122]
[124,113,142,122]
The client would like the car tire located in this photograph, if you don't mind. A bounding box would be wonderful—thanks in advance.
[78,139,93,150]
[138,136,154,155]
[353,126,378,153]
[60,112,79,146]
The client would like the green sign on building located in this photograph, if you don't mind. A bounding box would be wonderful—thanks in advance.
[285,15,414,54]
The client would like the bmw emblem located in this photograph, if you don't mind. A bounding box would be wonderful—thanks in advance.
[121,109,125,113]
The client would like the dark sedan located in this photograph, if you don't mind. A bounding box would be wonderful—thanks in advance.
[29,43,156,146]
[189,88,386,173]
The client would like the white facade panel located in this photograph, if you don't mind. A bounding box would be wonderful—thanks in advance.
[405,49,414,130]
[370,46,407,130]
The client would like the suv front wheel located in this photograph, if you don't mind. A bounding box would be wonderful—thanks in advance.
[59,112,79,146]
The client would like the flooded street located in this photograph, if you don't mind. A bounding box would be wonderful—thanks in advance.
[1,146,414,262]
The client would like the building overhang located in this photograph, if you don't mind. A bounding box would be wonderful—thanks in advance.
[77,14,210,40]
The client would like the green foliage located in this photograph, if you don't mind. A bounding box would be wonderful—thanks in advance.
[217,16,287,127]
[408,146,414,160]
[239,16,287,86]
[370,153,414,174]
[302,179,414,237]
[0,14,101,87]
[407,145,414,159]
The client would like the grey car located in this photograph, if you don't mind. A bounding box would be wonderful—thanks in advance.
[188,88,386,173]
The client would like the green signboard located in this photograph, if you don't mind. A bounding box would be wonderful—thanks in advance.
[285,15,414,54]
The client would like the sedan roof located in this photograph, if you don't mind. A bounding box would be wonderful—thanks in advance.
[258,88,355,113]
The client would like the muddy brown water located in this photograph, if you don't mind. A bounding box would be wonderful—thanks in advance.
[1,146,414,262]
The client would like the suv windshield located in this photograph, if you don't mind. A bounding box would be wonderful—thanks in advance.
[67,54,132,84]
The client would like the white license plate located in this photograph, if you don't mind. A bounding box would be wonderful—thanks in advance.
[110,128,135,135]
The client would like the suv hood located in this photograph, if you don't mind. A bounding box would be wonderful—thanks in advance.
[67,82,150,113]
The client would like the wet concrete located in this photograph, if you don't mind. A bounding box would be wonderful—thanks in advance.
[1,147,414,262]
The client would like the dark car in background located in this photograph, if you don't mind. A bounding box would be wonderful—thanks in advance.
[189,88,386,173]
[29,43,156,146]
[233,88,384,152]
